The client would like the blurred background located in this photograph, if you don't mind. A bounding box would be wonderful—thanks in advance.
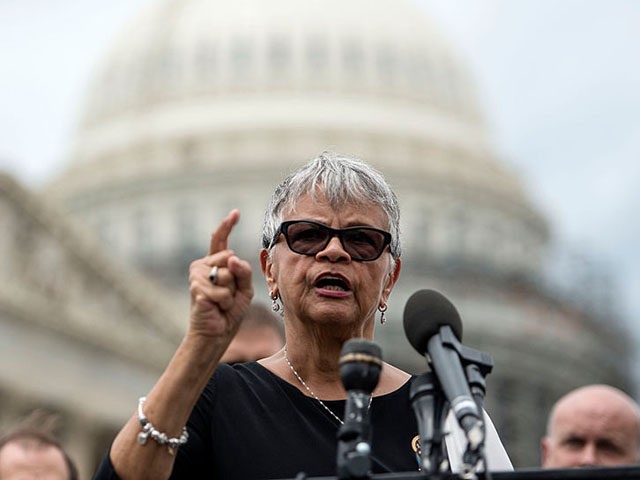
[1,0,638,477]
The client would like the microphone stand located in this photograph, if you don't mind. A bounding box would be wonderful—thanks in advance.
[336,339,383,480]
[337,391,374,479]
[464,362,497,480]
[466,364,487,413]
[409,372,449,477]
[437,327,493,477]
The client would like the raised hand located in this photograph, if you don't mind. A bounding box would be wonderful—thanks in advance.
[106,211,254,479]
[188,209,254,340]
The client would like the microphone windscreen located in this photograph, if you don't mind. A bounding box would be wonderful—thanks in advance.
[339,338,382,392]
[403,289,463,354]
[340,338,382,361]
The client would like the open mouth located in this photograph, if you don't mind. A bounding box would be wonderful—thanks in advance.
[315,275,351,292]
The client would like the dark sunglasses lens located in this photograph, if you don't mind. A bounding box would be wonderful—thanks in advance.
[283,222,389,260]
[285,222,330,254]
[342,229,387,260]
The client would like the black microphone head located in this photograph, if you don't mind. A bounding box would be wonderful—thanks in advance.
[339,338,382,393]
[403,289,463,354]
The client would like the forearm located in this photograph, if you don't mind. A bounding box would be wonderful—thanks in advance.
[109,332,228,480]
[107,210,253,479]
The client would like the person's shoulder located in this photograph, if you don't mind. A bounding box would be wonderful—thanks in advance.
[211,361,273,386]
[202,361,288,411]
[214,361,261,378]
[200,362,267,406]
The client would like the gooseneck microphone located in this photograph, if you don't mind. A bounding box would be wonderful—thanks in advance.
[403,290,485,451]
[337,338,382,479]
[403,290,479,431]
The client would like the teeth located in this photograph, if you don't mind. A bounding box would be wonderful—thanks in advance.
[316,277,348,291]
[324,285,346,291]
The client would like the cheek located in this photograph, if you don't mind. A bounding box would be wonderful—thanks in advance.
[375,263,394,288]
[356,269,388,301]
[272,257,309,291]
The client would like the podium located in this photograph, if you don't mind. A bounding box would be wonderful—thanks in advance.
[280,465,640,480]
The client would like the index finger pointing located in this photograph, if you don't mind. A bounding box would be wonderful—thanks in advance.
[209,209,240,255]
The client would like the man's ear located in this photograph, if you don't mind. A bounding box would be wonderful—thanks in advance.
[540,437,550,467]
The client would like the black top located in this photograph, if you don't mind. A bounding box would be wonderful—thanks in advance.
[94,362,420,480]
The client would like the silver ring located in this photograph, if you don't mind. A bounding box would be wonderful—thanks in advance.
[208,265,219,284]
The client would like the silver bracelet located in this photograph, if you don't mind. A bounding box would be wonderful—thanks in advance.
[136,396,189,456]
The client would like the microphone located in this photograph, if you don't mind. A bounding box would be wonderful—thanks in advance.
[403,289,483,448]
[409,371,449,474]
[337,338,382,479]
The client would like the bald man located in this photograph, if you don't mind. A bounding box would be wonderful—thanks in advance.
[541,384,640,468]
[0,428,78,480]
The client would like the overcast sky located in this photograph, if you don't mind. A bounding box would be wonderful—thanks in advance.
[1,1,639,337]
[419,0,640,326]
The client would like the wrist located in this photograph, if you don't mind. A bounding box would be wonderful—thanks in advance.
[170,331,231,379]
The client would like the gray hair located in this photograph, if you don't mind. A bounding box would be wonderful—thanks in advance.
[261,151,401,258]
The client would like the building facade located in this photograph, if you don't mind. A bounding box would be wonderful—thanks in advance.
[0,173,184,477]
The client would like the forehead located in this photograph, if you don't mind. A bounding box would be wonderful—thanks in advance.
[0,442,68,478]
[554,400,638,439]
[282,191,389,228]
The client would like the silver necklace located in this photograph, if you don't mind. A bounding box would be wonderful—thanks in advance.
[284,345,372,426]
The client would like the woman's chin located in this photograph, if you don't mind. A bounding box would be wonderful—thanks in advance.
[306,306,364,328]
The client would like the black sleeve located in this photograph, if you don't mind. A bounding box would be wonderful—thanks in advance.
[169,372,219,478]
[92,451,121,480]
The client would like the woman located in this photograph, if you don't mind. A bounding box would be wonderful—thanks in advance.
[95,152,511,479]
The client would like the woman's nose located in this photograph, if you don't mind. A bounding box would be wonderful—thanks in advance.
[317,235,350,261]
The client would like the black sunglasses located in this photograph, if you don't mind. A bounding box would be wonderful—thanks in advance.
[270,220,392,261]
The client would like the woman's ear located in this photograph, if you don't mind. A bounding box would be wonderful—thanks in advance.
[385,258,402,295]
[260,248,277,291]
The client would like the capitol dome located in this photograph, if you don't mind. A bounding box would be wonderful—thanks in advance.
[50,0,546,285]
[45,0,631,466]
